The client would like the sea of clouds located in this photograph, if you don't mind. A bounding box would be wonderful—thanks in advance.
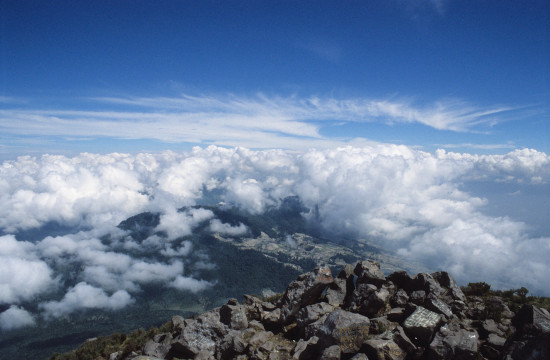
[1,145,549,331]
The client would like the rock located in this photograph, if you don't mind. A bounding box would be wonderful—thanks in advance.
[487,333,506,349]
[347,283,377,312]
[369,316,392,335]
[247,330,274,349]
[354,260,386,287]
[428,322,479,359]
[248,319,265,331]
[249,333,295,360]
[296,302,334,331]
[502,333,550,360]
[143,332,173,359]
[391,325,417,354]
[194,350,215,359]
[130,356,165,360]
[361,288,390,317]
[319,345,342,360]
[261,308,281,330]
[279,265,333,324]
[387,271,416,293]
[431,271,467,302]
[486,296,514,321]
[169,309,228,359]
[403,306,443,346]
[424,293,453,319]
[348,354,369,360]
[326,278,348,307]
[386,307,407,323]
[512,304,550,334]
[479,319,505,338]
[312,309,371,354]
[292,336,320,359]
[390,288,409,307]
[361,339,406,360]
[409,290,426,305]
[220,299,248,330]
[415,273,444,298]
[480,343,500,360]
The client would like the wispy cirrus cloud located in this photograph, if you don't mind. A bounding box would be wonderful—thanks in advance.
[0,93,518,151]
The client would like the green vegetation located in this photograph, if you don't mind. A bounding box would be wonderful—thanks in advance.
[49,321,173,360]
[462,282,550,315]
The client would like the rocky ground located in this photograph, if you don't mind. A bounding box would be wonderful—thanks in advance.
[51,260,550,360]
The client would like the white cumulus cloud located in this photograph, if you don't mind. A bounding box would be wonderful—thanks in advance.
[0,306,36,330]
[40,282,134,319]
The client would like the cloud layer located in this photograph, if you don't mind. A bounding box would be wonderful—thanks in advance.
[0,94,518,151]
[0,145,549,328]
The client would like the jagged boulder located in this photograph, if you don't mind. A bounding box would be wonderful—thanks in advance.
[512,304,550,334]
[428,322,479,359]
[220,298,249,330]
[361,339,406,360]
[279,265,333,324]
[168,309,229,359]
[292,336,320,359]
[431,271,467,303]
[354,260,386,287]
[403,306,444,346]
[142,333,173,359]
[309,309,371,354]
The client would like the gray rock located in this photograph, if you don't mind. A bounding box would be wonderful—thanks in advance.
[480,319,505,338]
[246,330,274,349]
[194,349,215,359]
[338,264,355,279]
[513,304,550,334]
[387,271,416,293]
[348,354,369,360]
[386,307,407,323]
[431,271,467,302]
[390,289,409,307]
[415,273,444,298]
[261,308,281,329]
[369,316,393,335]
[403,306,443,346]
[347,283,377,312]
[425,293,453,319]
[392,325,417,354]
[361,339,406,360]
[428,323,479,359]
[326,278,348,307]
[296,302,334,330]
[502,332,550,360]
[292,336,320,359]
[361,288,390,317]
[143,332,173,359]
[169,309,228,359]
[409,290,426,305]
[487,333,506,349]
[249,334,295,360]
[279,265,333,324]
[313,309,371,354]
[319,345,341,360]
[220,299,248,330]
[354,260,386,287]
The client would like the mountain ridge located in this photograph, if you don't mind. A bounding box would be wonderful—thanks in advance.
[48,260,550,360]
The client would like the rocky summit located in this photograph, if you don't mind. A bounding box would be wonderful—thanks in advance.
[55,261,550,360]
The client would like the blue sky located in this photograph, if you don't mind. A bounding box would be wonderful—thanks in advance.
[0,0,548,157]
